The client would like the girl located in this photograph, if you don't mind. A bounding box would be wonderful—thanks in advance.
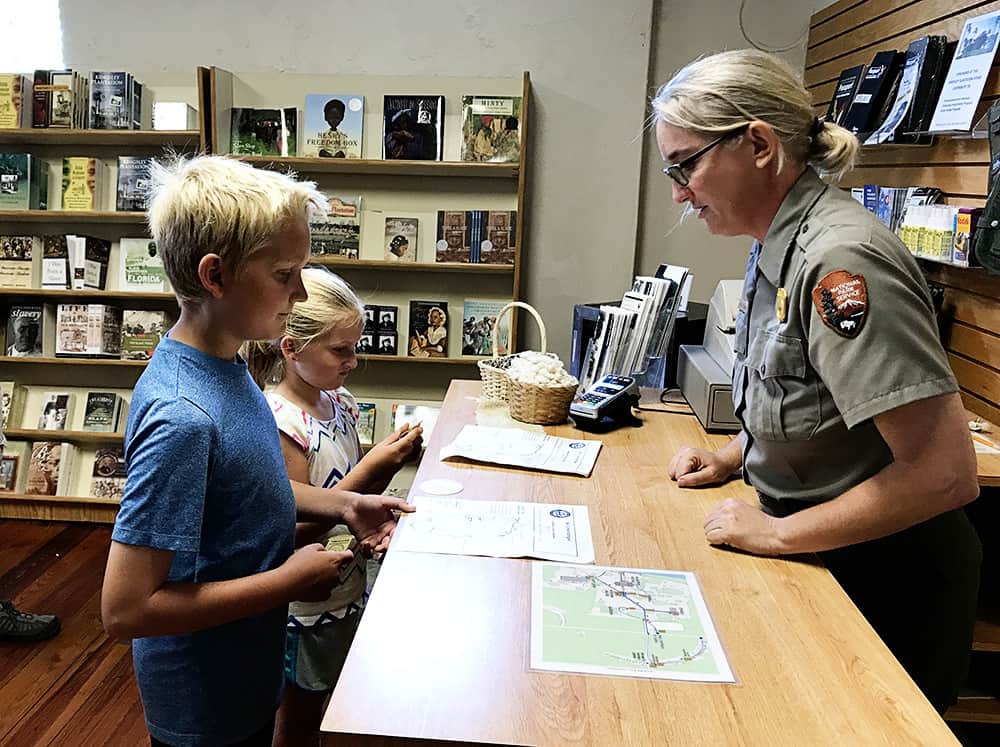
[244,267,422,747]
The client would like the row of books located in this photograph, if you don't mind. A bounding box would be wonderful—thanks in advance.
[357,403,441,448]
[5,304,169,360]
[826,10,1000,142]
[0,234,168,292]
[1,384,128,433]
[578,264,691,392]
[232,94,521,163]
[311,201,517,265]
[0,153,154,211]
[360,299,510,359]
[0,70,146,130]
[0,441,126,500]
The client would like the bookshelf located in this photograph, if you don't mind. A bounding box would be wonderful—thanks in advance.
[0,70,203,523]
[808,0,1000,727]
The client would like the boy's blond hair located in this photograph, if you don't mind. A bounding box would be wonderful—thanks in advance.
[243,267,365,388]
[146,155,328,303]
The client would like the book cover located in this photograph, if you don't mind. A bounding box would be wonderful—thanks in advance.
[842,50,906,136]
[825,66,866,126]
[461,96,522,162]
[90,446,126,500]
[6,305,43,357]
[362,305,377,332]
[383,95,444,160]
[89,71,131,129]
[375,332,397,356]
[116,156,153,211]
[83,236,111,289]
[377,305,397,332]
[0,235,36,289]
[356,332,374,354]
[0,440,29,492]
[302,95,364,158]
[384,217,418,261]
[55,303,121,358]
[391,404,440,443]
[0,74,29,129]
[0,153,46,210]
[25,441,75,496]
[930,10,1000,132]
[121,309,168,360]
[48,70,75,128]
[310,194,361,258]
[435,211,471,262]
[462,299,509,356]
[62,157,99,211]
[903,37,952,136]
[32,70,51,128]
[82,391,124,432]
[0,381,26,429]
[480,210,516,265]
[119,237,168,292]
[41,235,69,288]
[356,402,376,447]
[865,36,949,145]
[37,392,72,430]
[56,303,89,356]
[230,107,297,156]
[408,300,448,358]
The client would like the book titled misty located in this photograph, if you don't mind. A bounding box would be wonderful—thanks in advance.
[383,95,443,160]
[302,95,363,158]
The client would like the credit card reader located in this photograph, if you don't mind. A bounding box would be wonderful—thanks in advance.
[570,375,641,432]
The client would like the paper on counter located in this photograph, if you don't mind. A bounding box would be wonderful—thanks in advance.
[440,424,602,476]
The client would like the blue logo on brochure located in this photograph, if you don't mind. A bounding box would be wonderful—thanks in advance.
[568,442,585,449]
[549,509,571,519]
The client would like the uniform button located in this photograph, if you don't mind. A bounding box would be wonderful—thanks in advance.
[802,224,809,233]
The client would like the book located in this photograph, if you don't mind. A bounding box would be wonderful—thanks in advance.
[930,10,1000,132]
[37,392,73,430]
[6,305,43,357]
[0,74,30,129]
[356,333,374,354]
[363,305,377,332]
[83,236,111,289]
[0,440,29,492]
[55,303,122,358]
[825,66,866,126]
[0,381,26,430]
[356,402,376,447]
[480,210,516,265]
[391,404,440,443]
[119,237,168,292]
[0,153,47,210]
[462,299,509,356]
[435,210,517,264]
[383,95,444,160]
[375,332,397,356]
[310,194,361,258]
[435,211,471,262]
[842,50,906,136]
[25,441,78,496]
[302,95,364,158]
[230,107,297,156]
[32,70,52,128]
[116,156,153,211]
[461,96,522,162]
[62,157,104,211]
[384,217,418,261]
[48,70,77,128]
[377,305,398,332]
[89,71,131,129]
[83,391,127,432]
[408,300,448,358]
[89,446,126,500]
[0,235,36,289]
[121,309,168,360]
[41,235,69,288]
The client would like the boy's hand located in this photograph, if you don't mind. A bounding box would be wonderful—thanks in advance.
[366,424,424,474]
[282,543,353,602]
[342,494,416,556]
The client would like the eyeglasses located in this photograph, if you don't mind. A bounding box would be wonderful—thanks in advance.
[662,125,749,187]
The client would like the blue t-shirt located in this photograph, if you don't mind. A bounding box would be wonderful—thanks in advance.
[112,337,296,747]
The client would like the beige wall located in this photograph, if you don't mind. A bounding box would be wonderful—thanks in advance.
[637,0,832,305]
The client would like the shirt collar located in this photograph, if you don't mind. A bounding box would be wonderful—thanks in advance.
[757,167,829,285]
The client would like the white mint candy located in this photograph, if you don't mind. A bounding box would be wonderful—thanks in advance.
[418,478,463,496]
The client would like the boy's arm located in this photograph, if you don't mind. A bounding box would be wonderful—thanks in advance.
[101,540,351,640]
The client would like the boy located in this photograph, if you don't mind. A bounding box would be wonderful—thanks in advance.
[101,155,411,747]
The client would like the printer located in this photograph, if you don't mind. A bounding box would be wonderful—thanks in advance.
[676,280,743,432]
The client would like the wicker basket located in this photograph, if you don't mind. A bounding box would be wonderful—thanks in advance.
[477,301,576,424]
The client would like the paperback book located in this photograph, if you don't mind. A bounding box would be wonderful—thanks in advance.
[0,380,26,429]
[120,238,168,292]
[383,95,444,160]
[116,156,154,211]
[375,332,397,356]
[230,107,297,156]
[0,153,47,210]
[62,157,107,211]
[41,235,70,288]
[0,74,30,129]
[391,404,440,444]
[90,446,126,500]
[356,402,376,446]
[930,10,1000,132]
[83,391,127,432]
[460,96,522,162]
[462,299,509,356]
[302,95,364,158]
[55,303,122,358]
[89,71,132,130]
[825,65,866,126]
[310,194,361,258]
[0,235,36,289]
[37,392,72,431]
[436,210,517,264]
[121,309,168,360]
[25,441,77,497]
[408,300,448,358]
[0,440,29,492]
[6,305,44,357]
[384,217,418,261]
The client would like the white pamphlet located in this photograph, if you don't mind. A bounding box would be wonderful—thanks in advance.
[393,495,595,563]
[929,10,1000,132]
[440,425,602,477]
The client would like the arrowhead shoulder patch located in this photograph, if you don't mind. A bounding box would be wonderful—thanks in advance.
[811,270,868,339]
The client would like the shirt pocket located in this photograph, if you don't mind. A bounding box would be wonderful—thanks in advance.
[744,329,821,442]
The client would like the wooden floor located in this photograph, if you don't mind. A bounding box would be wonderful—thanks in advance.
[0,520,147,746]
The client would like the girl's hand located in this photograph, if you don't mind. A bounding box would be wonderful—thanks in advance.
[364,424,424,475]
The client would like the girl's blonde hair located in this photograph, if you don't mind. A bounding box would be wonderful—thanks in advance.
[243,267,364,388]
[651,49,859,179]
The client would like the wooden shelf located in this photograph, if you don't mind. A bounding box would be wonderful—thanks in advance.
[309,257,514,274]
[240,156,518,179]
[0,288,174,301]
[945,696,1000,724]
[0,492,119,507]
[0,129,200,146]
[0,356,147,367]
[0,210,146,223]
[973,618,1000,653]
[0,491,119,523]
[356,354,483,365]
[3,428,124,444]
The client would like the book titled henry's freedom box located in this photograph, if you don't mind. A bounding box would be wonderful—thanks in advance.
[461,96,522,163]
[383,95,443,160]
[302,95,364,158]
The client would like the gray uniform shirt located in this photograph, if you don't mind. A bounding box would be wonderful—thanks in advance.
[733,168,957,504]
